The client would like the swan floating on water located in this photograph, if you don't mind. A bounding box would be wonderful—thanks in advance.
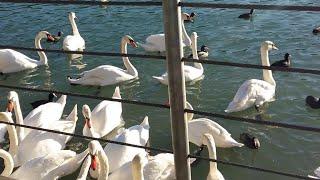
[153,32,204,85]
[82,86,123,138]
[68,35,138,86]
[225,41,278,113]
[63,12,85,59]
[137,12,193,53]
[0,31,54,74]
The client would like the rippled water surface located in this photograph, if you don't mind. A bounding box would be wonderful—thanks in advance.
[0,0,320,179]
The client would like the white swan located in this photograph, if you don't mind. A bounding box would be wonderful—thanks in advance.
[90,116,149,178]
[137,13,192,52]
[0,31,54,74]
[153,32,204,85]
[185,102,243,148]
[128,134,223,180]
[0,121,98,180]
[63,12,85,53]
[225,41,278,113]
[82,86,123,138]
[7,91,67,142]
[76,140,109,180]
[2,104,77,167]
[68,35,138,86]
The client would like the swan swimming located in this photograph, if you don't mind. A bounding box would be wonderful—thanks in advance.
[153,32,204,85]
[68,35,138,86]
[225,41,278,113]
[0,31,54,74]
[137,13,193,53]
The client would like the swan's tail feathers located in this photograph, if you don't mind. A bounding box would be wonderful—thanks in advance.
[66,104,78,122]
[56,95,67,109]
[113,86,121,99]
[141,116,149,128]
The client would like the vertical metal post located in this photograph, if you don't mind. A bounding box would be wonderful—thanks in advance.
[162,0,191,180]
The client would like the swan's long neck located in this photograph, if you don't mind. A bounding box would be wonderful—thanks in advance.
[0,149,14,176]
[205,136,218,177]
[260,47,276,86]
[35,34,48,65]
[2,113,19,157]
[191,34,203,71]
[97,150,109,180]
[132,155,144,180]
[186,102,194,121]
[181,21,191,46]
[121,38,138,77]
[13,99,25,143]
[70,17,80,36]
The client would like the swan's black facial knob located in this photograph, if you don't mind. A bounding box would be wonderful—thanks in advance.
[240,133,260,149]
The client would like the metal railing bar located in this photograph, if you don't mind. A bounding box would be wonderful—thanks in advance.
[0,0,162,6]
[0,120,172,153]
[182,57,320,75]
[188,154,314,180]
[185,109,320,133]
[0,45,166,60]
[179,2,320,12]
[0,84,170,110]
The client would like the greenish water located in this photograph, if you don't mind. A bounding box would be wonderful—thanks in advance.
[0,0,320,179]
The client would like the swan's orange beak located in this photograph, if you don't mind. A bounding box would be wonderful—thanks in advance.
[7,100,13,113]
[85,117,92,129]
[90,154,97,171]
[47,34,55,42]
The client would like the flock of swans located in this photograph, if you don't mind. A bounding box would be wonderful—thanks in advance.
[0,87,245,179]
[0,8,319,179]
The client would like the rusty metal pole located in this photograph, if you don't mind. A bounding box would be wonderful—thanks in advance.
[162,0,191,180]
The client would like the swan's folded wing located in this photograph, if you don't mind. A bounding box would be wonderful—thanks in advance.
[11,150,75,180]
[145,34,165,44]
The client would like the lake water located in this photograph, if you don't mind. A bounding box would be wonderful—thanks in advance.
[0,0,320,179]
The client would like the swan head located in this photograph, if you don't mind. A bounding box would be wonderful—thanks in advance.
[88,141,101,171]
[37,31,55,42]
[82,105,92,129]
[261,41,278,51]
[69,12,77,20]
[7,91,19,113]
[123,35,138,48]
[182,12,195,22]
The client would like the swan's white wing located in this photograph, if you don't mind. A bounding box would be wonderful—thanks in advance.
[145,34,166,52]
[105,122,149,173]
[0,124,7,143]
[23,102,65,136]
[70,65,135,86]
[63,35,85,51]
[11,150,76,180]
[0,49,38,73]
[226,79,275,112]
[184,65,203,81]
[144,153,175,180]
[91,100,122,137]
[16,129,68,166]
